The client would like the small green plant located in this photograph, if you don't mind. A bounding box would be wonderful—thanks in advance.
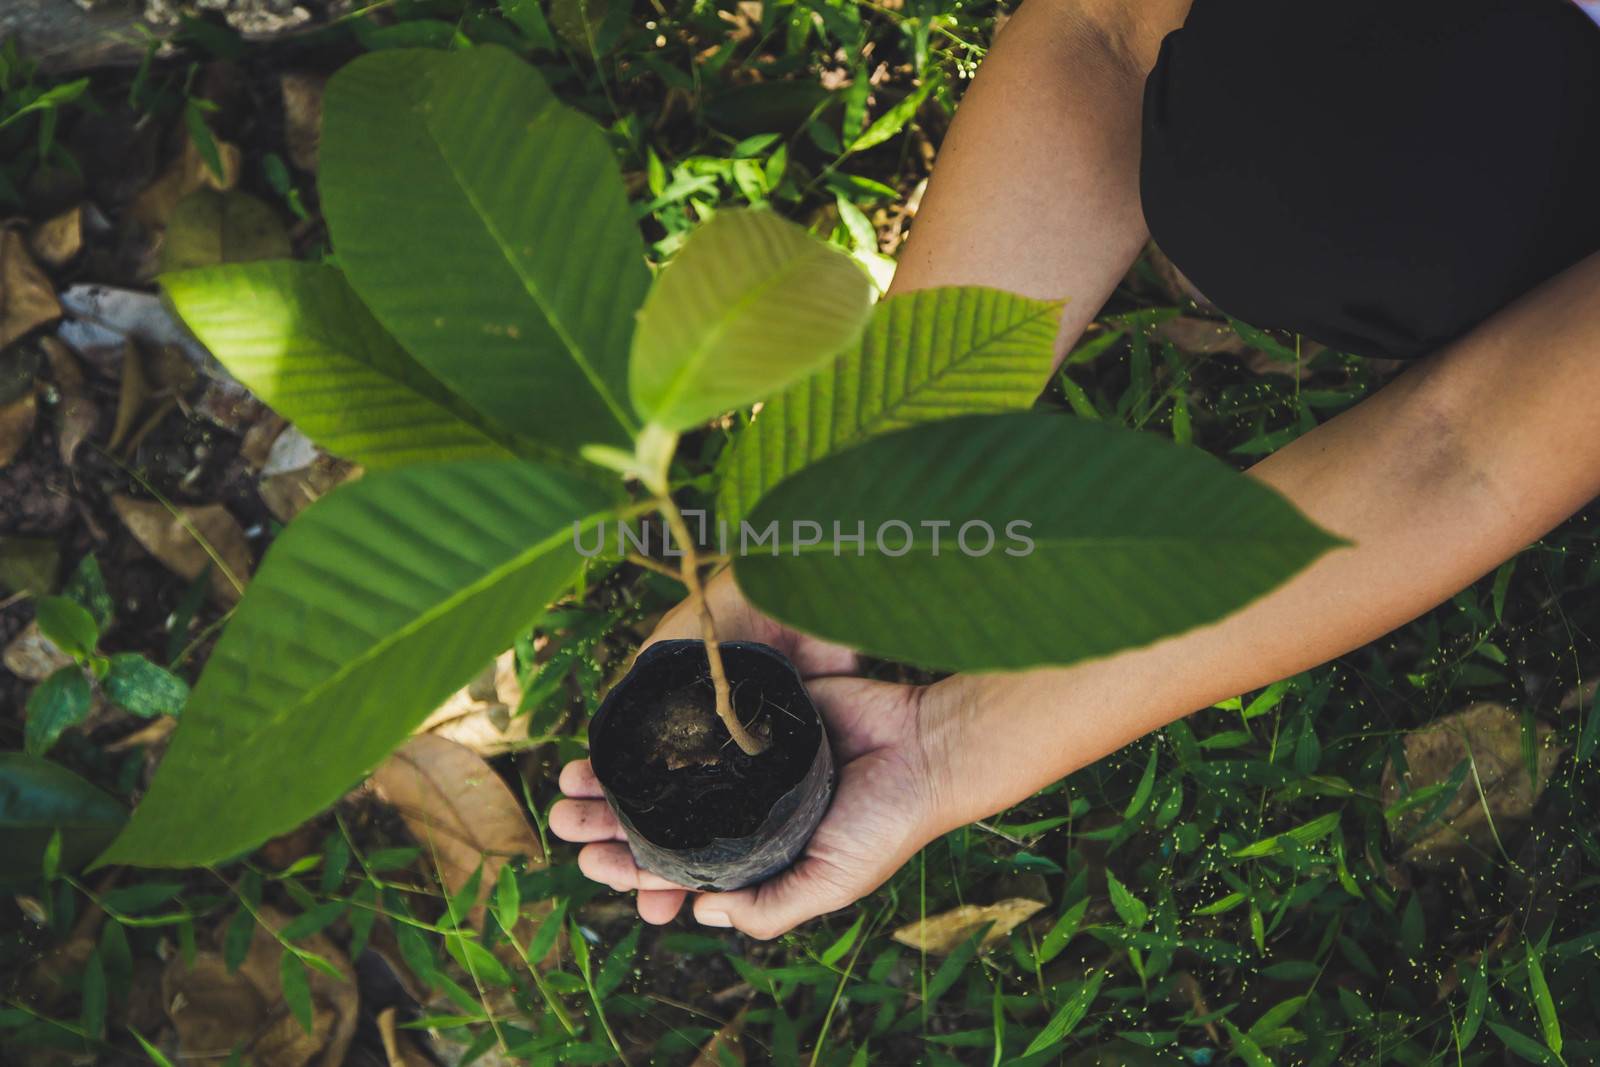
[95,45,1338,869]
[0,37,90,205]
[24,556,190,758]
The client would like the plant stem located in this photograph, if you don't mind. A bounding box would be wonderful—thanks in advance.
[656,496,767,756]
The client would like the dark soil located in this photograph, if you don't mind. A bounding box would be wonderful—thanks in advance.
[593,643,823,850]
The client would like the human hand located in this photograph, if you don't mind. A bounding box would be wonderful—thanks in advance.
[551,666,947,938]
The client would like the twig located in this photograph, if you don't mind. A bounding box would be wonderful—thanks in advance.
[656,496,766,756]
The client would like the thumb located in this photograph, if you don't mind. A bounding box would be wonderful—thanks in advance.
[692,859,854,940]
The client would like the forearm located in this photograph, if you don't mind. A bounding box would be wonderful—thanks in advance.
[923,250,1600,829]
[887,0,1163,358]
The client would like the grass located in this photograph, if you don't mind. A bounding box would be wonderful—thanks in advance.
[4,1,1600,1064]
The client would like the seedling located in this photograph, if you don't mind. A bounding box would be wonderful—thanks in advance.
[97,46,1338,883]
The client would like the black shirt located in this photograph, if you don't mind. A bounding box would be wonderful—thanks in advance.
[1139,0,1600,360]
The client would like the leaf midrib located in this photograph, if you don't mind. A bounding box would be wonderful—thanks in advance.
[419,89,638,439]
[182,506,615,796]
[648,235,838,423]
[761,530,1340,558]
[816,300,1062,456]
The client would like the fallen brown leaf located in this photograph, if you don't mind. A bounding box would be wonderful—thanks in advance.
[30,204,83,268]
[160,189,292,273]
[0,230,61,349]
[107,342,150,452]
[0,390,37,468]
[112,496,252,606]
[691,1005,749,1067]
[162,906,356,1067]
[370,735,547,929]
[41,337,96,465]
[890,898,1046,955]
[3,620,73,681]
[1154,317,1248,357]
[239,413,289,471]
[130,132,242,232]
[417,650,531,756]
[0,537,58,597]
[258,455,361,523]
[280,72,327,173]
[1381,702,1566,869]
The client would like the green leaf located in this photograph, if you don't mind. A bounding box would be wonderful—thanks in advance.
[717,286,1062,525]
[1488,1022,1562,1066]
[97,460,616,868]
[280,952,314,1033]
[1022,969,1104,1055]
[1526,940,1562,1057]
[0,753,125,885]
[1232,811,1342,859]
[494,865,520,934]
[596,924,641,997]
[1033,898,1089,966]
[62,554,112,631]
[630,209,872,433]
[79,948,106,1037]
[1459,958,1488,1048]
[1104,869,1148,930]
[103,654,190,719]
[25,666,92,757]
[33,596,98,659]
[163,261,513,469]
[849,72,941,153]
[321,46,647,452]
[735,413,1342,672]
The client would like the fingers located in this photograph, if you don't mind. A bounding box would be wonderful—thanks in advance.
[557,760,604,798]
[786,637,859,679]
[637,889,689,925]
[692,859,853,940]
[549,799,622,843]
[578,842,691,893]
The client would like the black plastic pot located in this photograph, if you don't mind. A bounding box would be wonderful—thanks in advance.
[588,640,835,891]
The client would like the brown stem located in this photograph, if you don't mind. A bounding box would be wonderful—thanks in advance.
[658,498,767,756]
[625,552,683,583]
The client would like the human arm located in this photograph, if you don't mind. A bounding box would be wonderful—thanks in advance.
[921,247,1600,834]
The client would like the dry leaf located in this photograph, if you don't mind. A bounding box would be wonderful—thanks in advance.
[104,715,178,753]
[0,537,58,597]
[131,132,242,231]
[691,1006,749,1067]
[41,337,96,465]
[258,455,361,523]
[160,189,292,273]
[1154,317,1248,357]
[377,1007,432,1067]
[108,342,150,451]
[370,735,547,927]
[113,496,252,606]
[30,205,83,268]
[890,898,1046,955]
[417,650,531,756]
[261,425,319,477]
[280,72,327,173]
[162,906,357,1067]
[57,284,216,373]
[3,621,73,681]
[240,412,289,470]
[0,390,38,468]
[1381,702,1566,869]
[0,230,61,349]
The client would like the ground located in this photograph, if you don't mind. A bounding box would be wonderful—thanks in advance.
[2,2,1599,1065]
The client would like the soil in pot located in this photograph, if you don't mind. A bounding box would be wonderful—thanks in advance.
[590,640,834,889]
